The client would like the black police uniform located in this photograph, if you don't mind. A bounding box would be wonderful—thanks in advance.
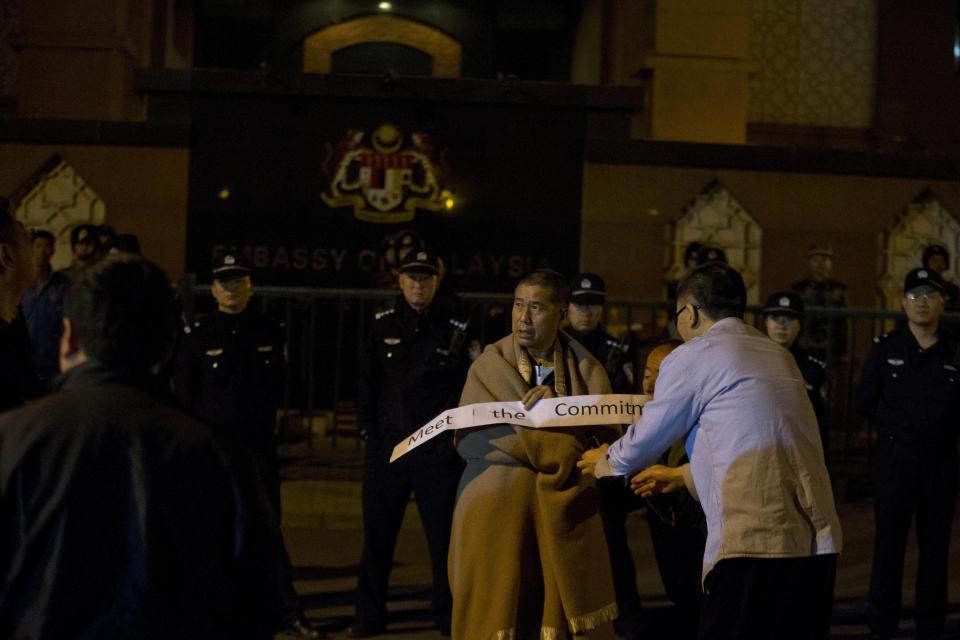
[790,277,848,357]
[568,325,645,637]
[856,326,959,638]
[791,345,827,438]
[171,305,311,633]
[173,308,284,479]
[354,293,472,633]
[567,273,645,639]
[566,327,633,394]
[764,291,830,450]
[645,440,707,640]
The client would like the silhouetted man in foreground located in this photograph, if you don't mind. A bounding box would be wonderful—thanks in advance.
[0,200,41,410]
[0,255,283,639]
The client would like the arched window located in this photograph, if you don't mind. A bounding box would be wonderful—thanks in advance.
[10,155,106,271]
[303,15,462,78]
[666,179,763,303]
[878,190,960,309]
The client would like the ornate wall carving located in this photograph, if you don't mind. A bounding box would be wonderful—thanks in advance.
[878,190,960,309]
[666,179,763,303]
[11,155,107,271]
[303,15,462,78]
[749,0,876,128]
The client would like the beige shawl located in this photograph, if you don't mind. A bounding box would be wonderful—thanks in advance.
[449,332,619,639]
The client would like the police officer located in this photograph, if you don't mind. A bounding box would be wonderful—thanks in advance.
[922,244,960,311]
[565,272,644,639]
[172,254,318,639]
[856,267,959,640]
[350,249,473,637]
[761,291,828,445]
[791,242,848,358]
[637,340,706,640]
[59,224,99,281]
[565,273,634,393]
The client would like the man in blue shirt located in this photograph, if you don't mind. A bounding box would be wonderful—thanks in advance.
[580,262,842,640]
[21,229,69,384]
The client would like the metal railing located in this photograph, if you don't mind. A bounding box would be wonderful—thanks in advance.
[178,279,960,499]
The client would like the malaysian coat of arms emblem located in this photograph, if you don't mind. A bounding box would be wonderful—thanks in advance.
[322,123,448,223]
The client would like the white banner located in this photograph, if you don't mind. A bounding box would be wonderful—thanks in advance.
[390,394,650,462]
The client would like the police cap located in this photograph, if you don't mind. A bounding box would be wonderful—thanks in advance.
[762,291,805,318]
[903,267,945,294]
[399,249,439,276]
[569,273,606,306]
[212,253,251,281]
[807,242,833,258]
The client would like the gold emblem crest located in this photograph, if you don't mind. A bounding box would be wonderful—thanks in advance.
[322,123,450,224]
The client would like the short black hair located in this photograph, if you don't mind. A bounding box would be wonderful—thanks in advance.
[31,229,55,243]
[63,255,177,372]
[676,262,746,321]
[516,269,571,306]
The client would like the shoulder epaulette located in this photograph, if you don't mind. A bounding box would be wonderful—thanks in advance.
[604,336,628,352]
[182,317,205,335]
[873,332,891,344]
[807,354,826,369]
[374,307,396,321]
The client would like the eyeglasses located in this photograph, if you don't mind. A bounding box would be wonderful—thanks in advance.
[673,304,701,327]
[905,290,942,301]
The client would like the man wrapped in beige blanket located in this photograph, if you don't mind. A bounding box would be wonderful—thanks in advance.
[449,270,619,639]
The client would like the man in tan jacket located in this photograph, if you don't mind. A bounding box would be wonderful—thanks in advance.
[449,269,619,640]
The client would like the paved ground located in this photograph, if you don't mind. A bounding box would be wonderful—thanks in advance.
[277,437,960,639]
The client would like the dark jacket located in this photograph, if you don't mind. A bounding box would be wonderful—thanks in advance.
[0,310,43,411]
[357,295,473,457]
[21,271,70,383]
[790,344,827,429]
[566,327,634,393]
[171,307,284,453]
[856,326,960,450]
[0,362,282,639]
[791,277,848,355]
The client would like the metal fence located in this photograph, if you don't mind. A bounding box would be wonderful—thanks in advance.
[179,280,960,500]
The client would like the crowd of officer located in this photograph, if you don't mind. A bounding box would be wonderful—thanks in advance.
[342,237,957,640]
[0,191,957,640]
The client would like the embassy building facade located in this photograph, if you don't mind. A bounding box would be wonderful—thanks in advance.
[0,0,958,300]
